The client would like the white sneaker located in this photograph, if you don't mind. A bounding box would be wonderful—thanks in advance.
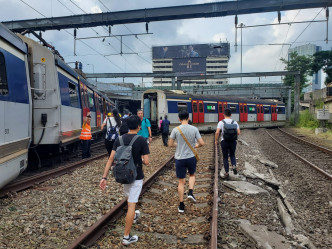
[122,234,138,245]
[133,210,140,224]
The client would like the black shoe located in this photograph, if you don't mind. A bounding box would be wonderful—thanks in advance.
[233,168,238,175]
[187,193,197,202]
[178,203,185,213]
[224,173,230,180]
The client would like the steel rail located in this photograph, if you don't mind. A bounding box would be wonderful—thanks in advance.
[66,155,175,249]
[0,152,108,198]
[278,128,332,156]
[209,139,219,248]
[266,130,332,180]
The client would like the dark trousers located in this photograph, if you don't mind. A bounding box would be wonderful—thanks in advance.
[220,140,237,173]
[81,140,91,159]
[105,139,115,156]
[162,133,168,146]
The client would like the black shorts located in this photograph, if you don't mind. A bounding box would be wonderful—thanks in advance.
[175,156,197,179]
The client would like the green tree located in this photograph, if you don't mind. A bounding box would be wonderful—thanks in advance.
[280,52,313,94]
[311,50,332,85]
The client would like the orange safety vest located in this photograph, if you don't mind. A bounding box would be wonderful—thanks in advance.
[80,123,92,140]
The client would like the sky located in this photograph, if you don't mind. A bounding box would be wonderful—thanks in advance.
[1,0,331,86]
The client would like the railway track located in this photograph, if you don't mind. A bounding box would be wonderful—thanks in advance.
[265,128,332,180]
[67,134,219,249]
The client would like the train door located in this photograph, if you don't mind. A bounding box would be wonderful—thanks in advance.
[256,104,263,122]
[271,105,277,121]
[192,100,198,124]
[218,101,227,121]
[94,93,101,127]
[198,100,204,123]
[79,81,89,118]
[239,103,248,122]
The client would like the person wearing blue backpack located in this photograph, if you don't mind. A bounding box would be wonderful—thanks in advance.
[215,108,241,179]
[101,109,121,156]
[100,115,150,245]
[160,115,170,146]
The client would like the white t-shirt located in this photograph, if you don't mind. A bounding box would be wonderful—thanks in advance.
[217,118,240,141]
[103,117,120,139]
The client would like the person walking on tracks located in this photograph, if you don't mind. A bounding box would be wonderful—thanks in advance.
[215,108,240,179]
[137,109,152,144]
[99,115,150,245]
[160,115,170,146]
[80,112,92,159]
[168,110,205,213]
[101,109,121,156]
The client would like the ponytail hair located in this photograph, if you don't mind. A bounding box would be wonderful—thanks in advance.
[112,109,122,127]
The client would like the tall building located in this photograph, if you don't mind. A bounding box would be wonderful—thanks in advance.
[288,44,322,92]
[152,43,230,87]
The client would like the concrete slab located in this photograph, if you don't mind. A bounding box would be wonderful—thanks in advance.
[277,198,294,235]
[196,178,211,182]
[157,181,174,187]
[194,203,209,208]
[258,158,278,169]
[195,184,210,189]
[239,220,292,249]
[223,181,268,195]
[153,233,177,244]
[182,234,207,244]
[238,139,249,146]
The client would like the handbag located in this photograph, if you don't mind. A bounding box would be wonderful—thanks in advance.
[176,127,200,161]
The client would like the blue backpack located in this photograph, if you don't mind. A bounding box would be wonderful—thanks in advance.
[106,118,119,141]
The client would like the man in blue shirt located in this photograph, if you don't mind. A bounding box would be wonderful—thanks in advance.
[137,109,152,144]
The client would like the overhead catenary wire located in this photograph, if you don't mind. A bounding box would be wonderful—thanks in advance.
[19,0,123,71]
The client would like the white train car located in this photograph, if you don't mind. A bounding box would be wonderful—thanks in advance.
[0,24,31,188]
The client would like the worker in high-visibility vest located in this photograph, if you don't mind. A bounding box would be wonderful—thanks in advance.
[80,112,92,159]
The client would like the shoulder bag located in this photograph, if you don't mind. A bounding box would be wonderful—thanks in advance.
[176,126,200,161]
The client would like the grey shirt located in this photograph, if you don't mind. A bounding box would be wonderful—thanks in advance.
[170,124,202,160]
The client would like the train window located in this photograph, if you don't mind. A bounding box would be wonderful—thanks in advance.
[87,88,94,109]
[240,105,243,113]
[68,82,79,107]
[206,104,216,113]
[193,102,198,112]
[0,52,8,95]
[248,106,256,114]
[277,107,285,114]
[264,107,270,113]
[199,102,204,112]
[178,102,188,113]
[228,104,237,113]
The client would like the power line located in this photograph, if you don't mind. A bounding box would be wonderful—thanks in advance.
[19,0,123,71]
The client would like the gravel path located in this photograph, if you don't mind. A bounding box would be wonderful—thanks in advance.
[0,137,175,249]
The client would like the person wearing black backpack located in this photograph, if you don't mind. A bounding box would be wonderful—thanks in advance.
[119,111,131,136]
[101,109,121,156]
[215,108,241,179]
[160,115,170,146]
[100,115,150,245]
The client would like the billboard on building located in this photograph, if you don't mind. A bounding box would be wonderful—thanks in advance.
[173,57,206,75]
[152,43,230,59]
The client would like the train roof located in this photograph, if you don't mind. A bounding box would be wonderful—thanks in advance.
[0,23,27,54]
[55,56,79,78]
[159,89,284,105]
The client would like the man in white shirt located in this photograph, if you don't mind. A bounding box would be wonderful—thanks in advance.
[215,108,241,178]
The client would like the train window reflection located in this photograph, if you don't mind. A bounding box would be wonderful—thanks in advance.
[199,103,203,112]
[228,104,237,113]
[193,102,198,112]
[277,107,285,114]
[248,106,256,114]
[68,82,79,107]
[87,88,94,109]
[0,52,8,95]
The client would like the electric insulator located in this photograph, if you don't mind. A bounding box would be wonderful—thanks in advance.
[146,22,149,33]
[74,29,77,37]
[278,11,281,24]
[235,15,238,26]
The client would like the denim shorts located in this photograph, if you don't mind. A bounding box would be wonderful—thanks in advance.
[175,156,197,179]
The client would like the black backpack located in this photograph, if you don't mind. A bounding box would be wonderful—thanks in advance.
[106,118,119,141]
[119,117,129,135]
[222,120,238,142]
[113,135,140,184]
[161,120,170,134]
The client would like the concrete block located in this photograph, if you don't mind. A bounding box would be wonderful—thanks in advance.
[277,198,294,235]
[223,181,268,195]
[258,158,278,169]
